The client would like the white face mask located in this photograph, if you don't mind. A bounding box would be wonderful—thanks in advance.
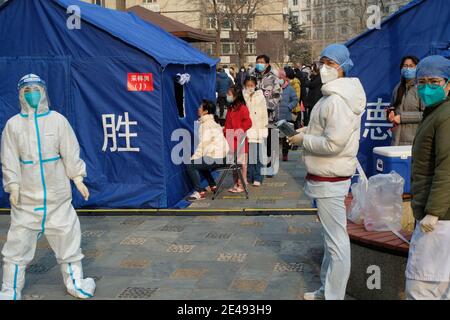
[320,64,339,84]
[245,87,255,94]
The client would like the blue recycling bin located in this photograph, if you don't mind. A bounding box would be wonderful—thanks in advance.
[372,146,412,194]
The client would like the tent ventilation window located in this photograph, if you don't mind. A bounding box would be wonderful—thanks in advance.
[174,81,186,118]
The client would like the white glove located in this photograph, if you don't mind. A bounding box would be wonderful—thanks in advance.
[296,127,308,134]
[73,176,90,201]
[9,184,20,207]
[287,132,305,146]
[420,214,439,233]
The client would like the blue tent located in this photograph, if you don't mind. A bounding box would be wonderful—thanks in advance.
[346,0,450,175]
[0,0,218,209]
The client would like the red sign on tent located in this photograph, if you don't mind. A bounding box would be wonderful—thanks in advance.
[127,73,154,91]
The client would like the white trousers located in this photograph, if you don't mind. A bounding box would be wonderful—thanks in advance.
[406,279,450,300]
[305,179,352,300]
[2,216,84,266]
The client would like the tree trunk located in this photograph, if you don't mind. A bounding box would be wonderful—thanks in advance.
[215,25,222,58]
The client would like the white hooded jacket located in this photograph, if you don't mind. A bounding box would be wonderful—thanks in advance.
[303,77,366,177]
[191,114,230,160]
[243,89,269,144]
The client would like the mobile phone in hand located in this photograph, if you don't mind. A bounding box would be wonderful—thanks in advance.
[385,107,395,119]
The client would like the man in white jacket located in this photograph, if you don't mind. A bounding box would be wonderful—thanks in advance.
[288,44,367,300]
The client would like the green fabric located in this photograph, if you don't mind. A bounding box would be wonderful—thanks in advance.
[411,98,450,220]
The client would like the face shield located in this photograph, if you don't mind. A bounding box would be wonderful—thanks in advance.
[17,74,50,114]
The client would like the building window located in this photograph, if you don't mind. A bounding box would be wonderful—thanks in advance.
[326,10,335,22]
[143,0,156,3]
[241,17,254,30]
[221,18,232,30]
[293,0,298,5]
[207,15,217,29]
[94,0,103,6]
[206,43,217,56]
[221,42,236,55]
[246,42,256,55]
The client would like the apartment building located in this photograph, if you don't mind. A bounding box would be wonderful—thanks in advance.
[288,0,411,58]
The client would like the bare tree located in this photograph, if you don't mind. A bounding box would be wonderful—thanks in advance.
[223,0,264,67]
[339,0,388,35]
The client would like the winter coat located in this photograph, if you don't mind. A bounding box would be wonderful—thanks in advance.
[243,89,269,144]
[303,74,323,109]
[252,66,282,123]
[216,72,233,97]
[236,71,248,88]
[224,68,235,84]
[279,84,299,121]
[390,81,424,146]
[411,98,450,221]
[303,77,367,177]
[191,114,230,161]
[290,78,301,101]
[295,69,309,105]
[224,102,252,154]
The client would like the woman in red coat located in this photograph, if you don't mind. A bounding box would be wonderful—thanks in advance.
[224,85,253,193]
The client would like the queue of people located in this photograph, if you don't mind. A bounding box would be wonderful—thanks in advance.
[212,54,313,190]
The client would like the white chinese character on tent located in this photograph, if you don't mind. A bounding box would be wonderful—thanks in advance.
[102,112,140,152]
[362,98,393,141]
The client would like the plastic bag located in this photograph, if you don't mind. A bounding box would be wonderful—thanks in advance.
[363,171,404,232]
[348,161,368,224]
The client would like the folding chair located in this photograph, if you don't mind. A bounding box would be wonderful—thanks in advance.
[212,134,249,200]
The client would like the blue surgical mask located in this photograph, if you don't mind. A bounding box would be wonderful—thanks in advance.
[401,68,416,80]
[255,63,266,72]
[24,91,42,109]
[226,95,234,104]
[418,81,449,108]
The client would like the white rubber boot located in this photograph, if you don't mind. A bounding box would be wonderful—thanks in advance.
[0,263,25,301]
[61,261,95,299]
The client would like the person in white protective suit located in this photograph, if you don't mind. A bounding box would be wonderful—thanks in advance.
[405,56,450,300]
[0,74,95,300]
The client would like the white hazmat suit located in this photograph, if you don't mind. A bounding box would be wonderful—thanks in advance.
[0,74,95,300]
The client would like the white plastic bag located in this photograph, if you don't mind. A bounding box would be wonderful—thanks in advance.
[348,161,368,224]
[364,171,404,232]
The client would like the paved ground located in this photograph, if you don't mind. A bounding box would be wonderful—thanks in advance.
[187,149,314,210]
[0,149,354,300]
[0,214,328,300]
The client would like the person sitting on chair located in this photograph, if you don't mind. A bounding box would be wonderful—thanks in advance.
[186,100,230,201]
